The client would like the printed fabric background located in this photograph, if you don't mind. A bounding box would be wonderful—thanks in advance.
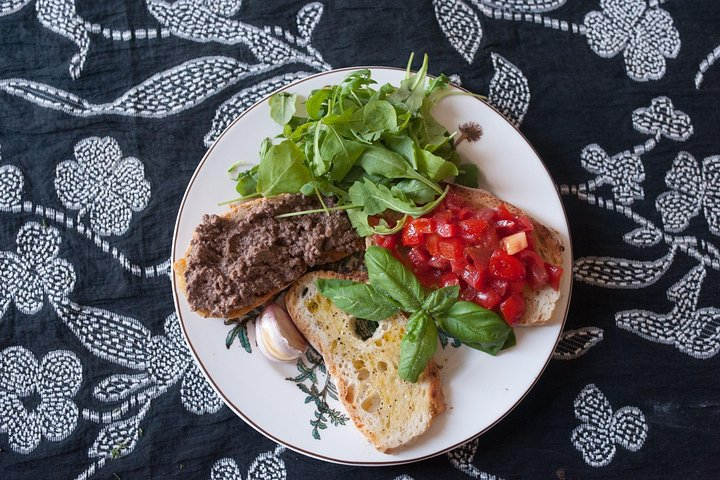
[1,0,719,478]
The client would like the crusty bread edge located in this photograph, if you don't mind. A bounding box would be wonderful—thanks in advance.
[285,270,446,453]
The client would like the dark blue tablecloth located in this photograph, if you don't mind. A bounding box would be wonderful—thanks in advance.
[1,1,719,478]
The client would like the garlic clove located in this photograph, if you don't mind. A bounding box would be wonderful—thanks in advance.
[255,302,307,362]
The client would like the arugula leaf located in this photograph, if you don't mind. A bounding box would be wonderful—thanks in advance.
[269,92,297,126]
[439,301,512,355]
[321,126,365,181]
[361,100,398,134]
[391,179,437,204]
[316,279,401,321]
[388,53,429,113]
[349,179,449,218]
[345,208,374,237]
[256,140,311,196]
[398,310,438,382]
[422,286,459,317]
[235,165,258,196]
[453,163,480,188]
[349,179,424,216]
[306,88,331,120]
[416,148,459,181]
[383,134,417,168]
[227,161,251,181]
[364,245,424,311]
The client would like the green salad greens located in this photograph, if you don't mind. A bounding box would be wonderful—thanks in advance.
[227,54,479,236]
[317,246,515,383]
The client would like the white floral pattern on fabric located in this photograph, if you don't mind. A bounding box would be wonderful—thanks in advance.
[580,144,645,205]
[448,438,503,479]
[0,346,82,454]
[584,0,680,81]
[616,264,720,359]
[211,457,242,480]
[632,96,693,141]
[0,221,75,317]
[571,384,647,467]
[210,445,287,480]
[656,152,720,236]
[0,164,24,209]
[55,136,151,237]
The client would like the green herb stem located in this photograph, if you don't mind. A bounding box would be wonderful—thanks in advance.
[274,204,361,219]
[218,193,261,205]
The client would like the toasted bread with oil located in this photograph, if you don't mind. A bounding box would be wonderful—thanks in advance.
[285,271,445,453]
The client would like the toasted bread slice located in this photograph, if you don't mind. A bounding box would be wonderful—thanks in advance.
[174,195,361,319]
[447,184,564,326]
[285,271,445,453]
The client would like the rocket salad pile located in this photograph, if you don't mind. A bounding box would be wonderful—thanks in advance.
[227,54,479,236]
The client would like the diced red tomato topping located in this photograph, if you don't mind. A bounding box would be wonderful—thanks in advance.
[428,255,449,270]
[426,233,441,256]
[458,218,488,237]
[407,247,431,272]
[402,221,422,246]
[436,222,458,238]
[411,217,434,234]
[461,264,486,291]
[439,238,464,262]
[475,287,501,310]
[500,294,526,325]
[438,271,460,288]
[546,264,563,291]
[377,194,562,323]
[373,233,399,250]
[488,249,526,282]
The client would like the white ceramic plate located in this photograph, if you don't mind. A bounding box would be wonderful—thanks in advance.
[171,67,573,465]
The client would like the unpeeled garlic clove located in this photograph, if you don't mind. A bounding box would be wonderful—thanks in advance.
[255,302,307,362]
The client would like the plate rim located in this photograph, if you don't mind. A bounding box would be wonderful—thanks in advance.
[171,65,574,466]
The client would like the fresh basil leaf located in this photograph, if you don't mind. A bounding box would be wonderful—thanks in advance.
[316,279,401,321]
[235,165,258,196]
[364,245,424,311]
[388,54,429,113]
[398,310,438,383]
[392,179,437,204]
[422,286,460,317]
[416,148,459,181]
[256,140,311,196]
[453,163,480,188]
[321,126,365,181]
[269,92,297,126]
[361,100,397,134]
[440,301,512,355]
[306,88,332,120]
[502,329,516,350]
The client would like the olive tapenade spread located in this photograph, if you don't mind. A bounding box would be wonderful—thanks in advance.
[183,194,363,317]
